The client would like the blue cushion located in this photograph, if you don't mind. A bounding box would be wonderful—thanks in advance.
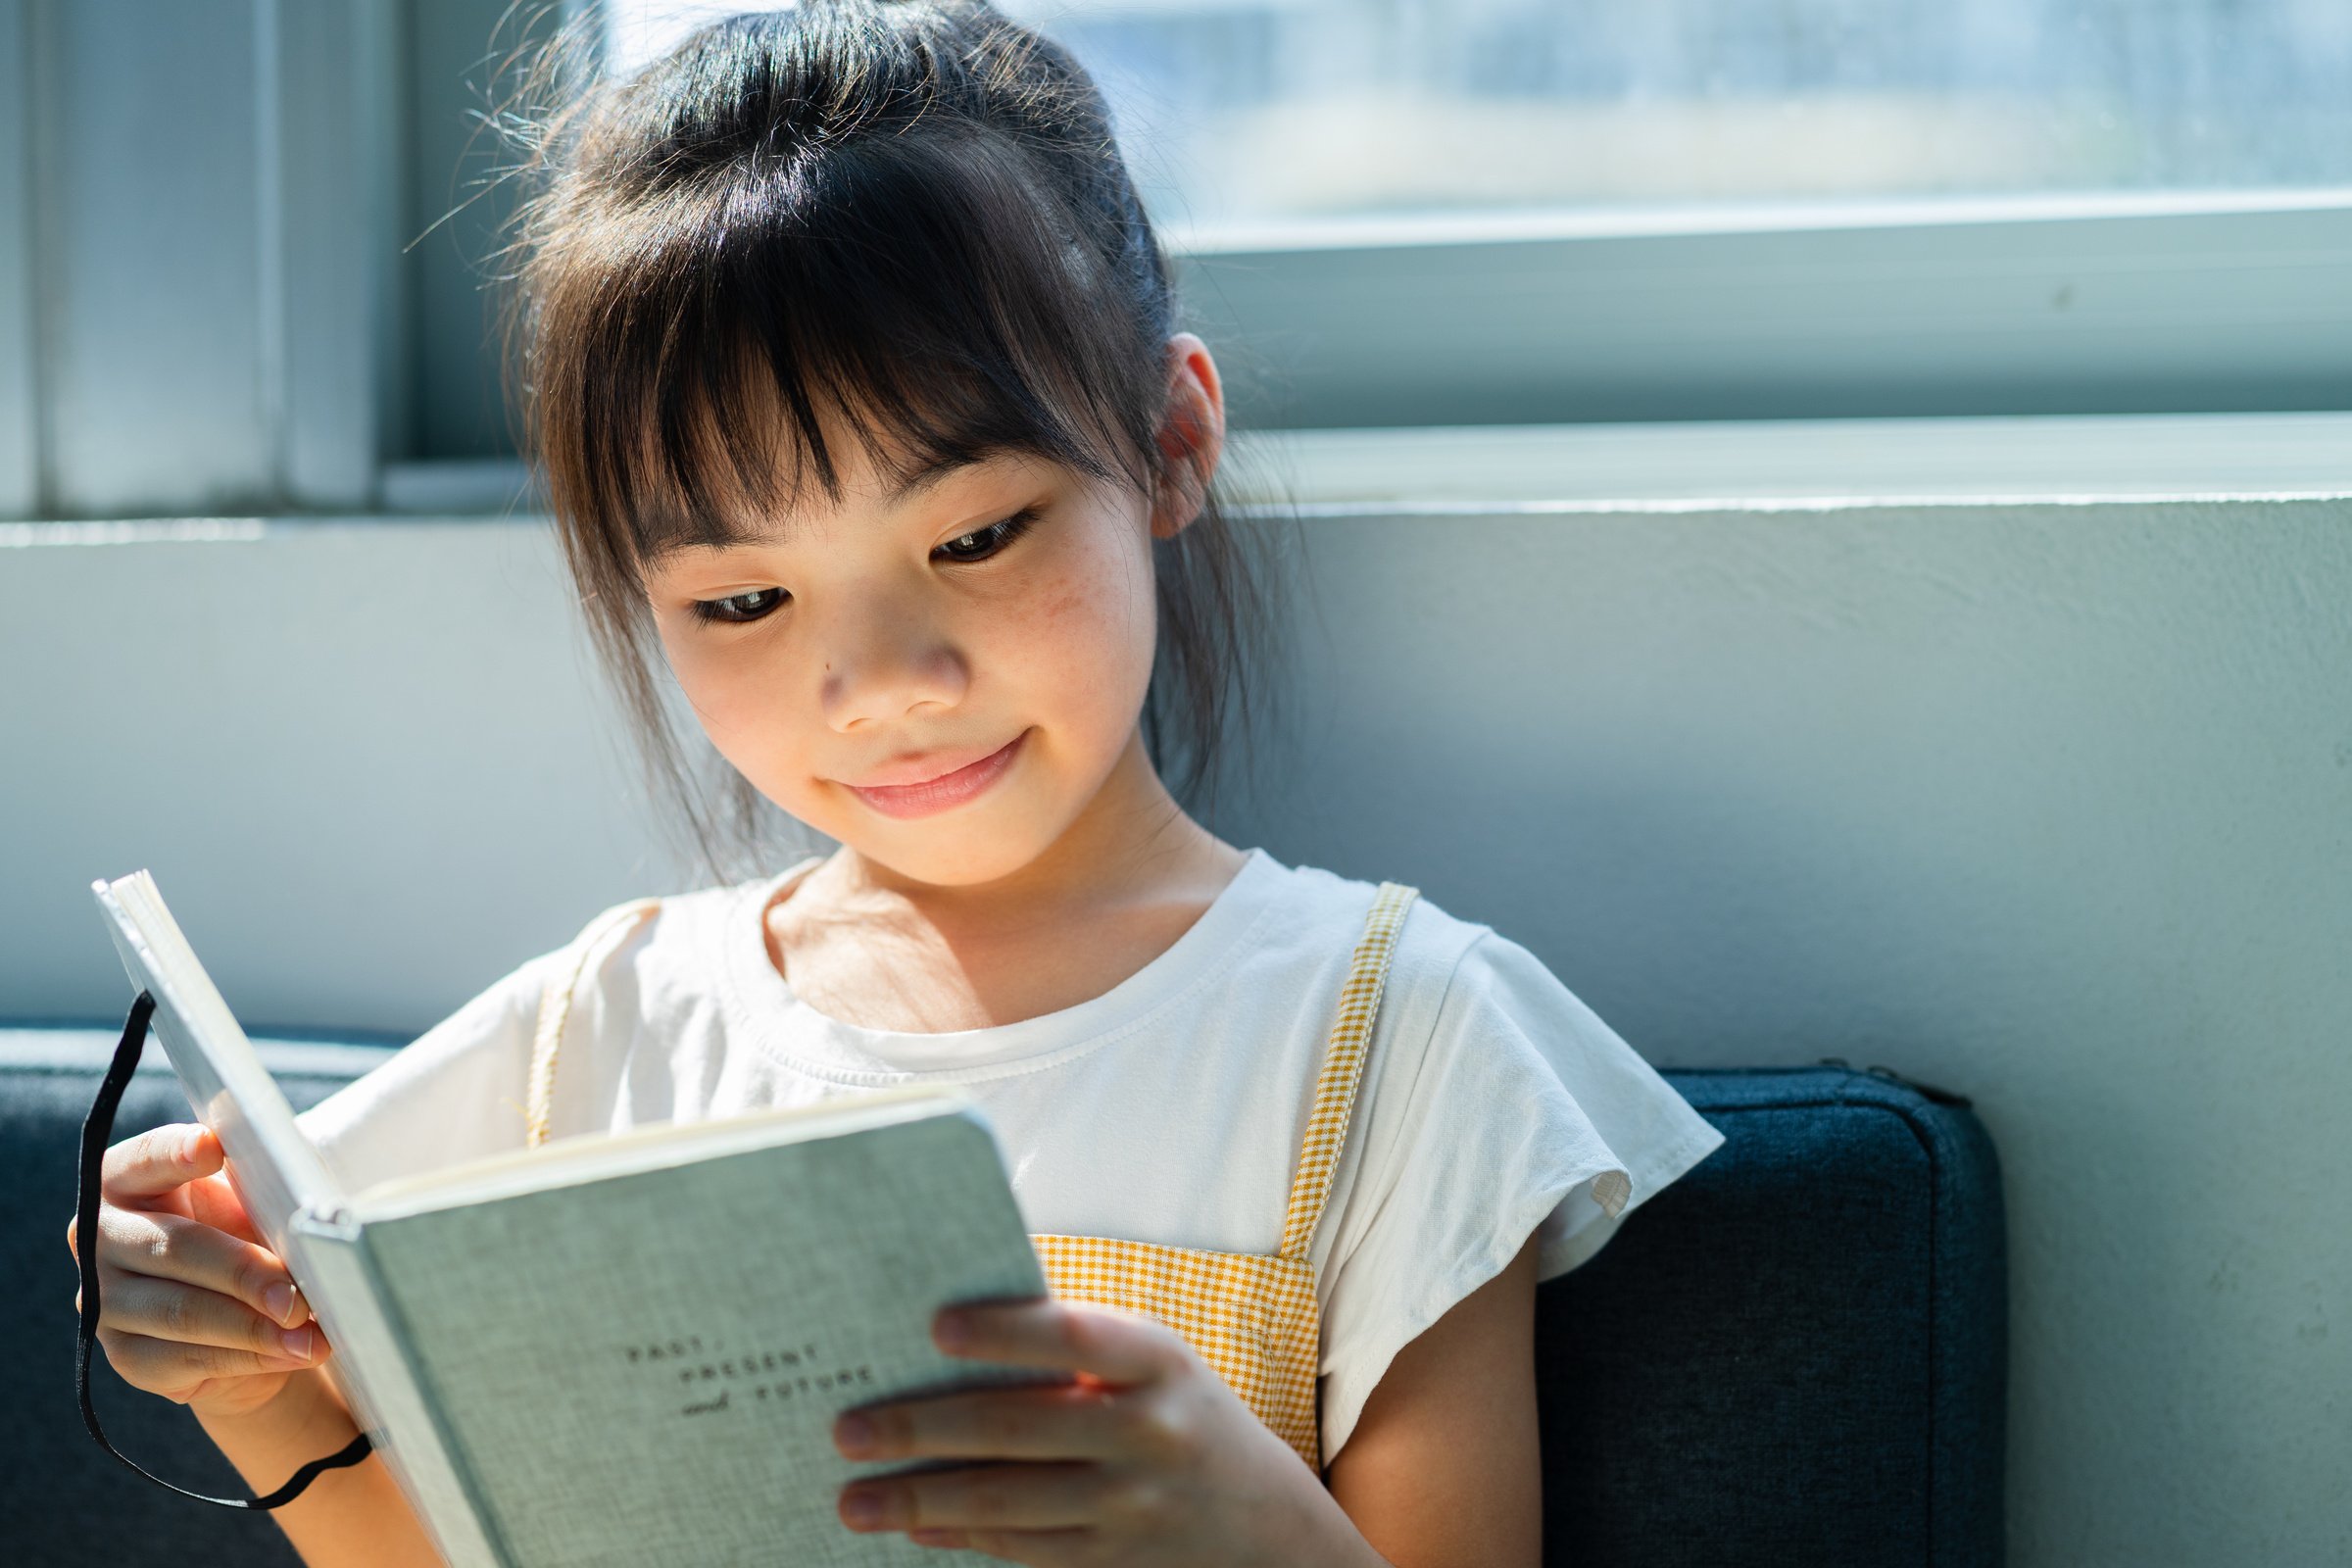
[0,1029,2003,1565]
[1536,1064,2006,1567]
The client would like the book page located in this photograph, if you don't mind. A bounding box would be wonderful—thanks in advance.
[350,1083,968,1219]
[362,1104,1056,1567]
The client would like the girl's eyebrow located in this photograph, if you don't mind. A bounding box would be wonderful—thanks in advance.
[734,454,992,544]
[642,456,1002,567]
[886,454,983,506]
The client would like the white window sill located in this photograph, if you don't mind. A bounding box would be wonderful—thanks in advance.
[377,410,2351,514]
[6,410,2347,548]
[1233,410,2352,513]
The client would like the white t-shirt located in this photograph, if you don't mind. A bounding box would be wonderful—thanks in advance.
[294,847,1726,1466]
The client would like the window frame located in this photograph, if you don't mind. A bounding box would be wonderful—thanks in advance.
[1171,189,2352,431]
[0,0,35,518]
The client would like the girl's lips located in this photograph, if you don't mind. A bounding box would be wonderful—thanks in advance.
[844,731,1027,819]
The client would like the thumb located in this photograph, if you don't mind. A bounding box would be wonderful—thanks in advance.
[183,1124,224,1174]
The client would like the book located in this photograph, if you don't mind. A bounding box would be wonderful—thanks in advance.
[93,869,1056,1567]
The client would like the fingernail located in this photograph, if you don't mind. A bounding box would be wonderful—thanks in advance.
[265,1282,296,1325]
[181,1127,208,1162]
[278,1326,313,1358]
[833,1413,874,1454]
[841,1489,884,1528]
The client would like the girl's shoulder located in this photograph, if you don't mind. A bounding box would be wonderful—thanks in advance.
[1254,856,1511,1011]
[1286,863,1685,1154]
[545,858,818,1003]
[583,859,808,954]
[291,867,798,1192]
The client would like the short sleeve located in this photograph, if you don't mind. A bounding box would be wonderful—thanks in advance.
[292,953,554,1199]
[1314,929,1726,1466]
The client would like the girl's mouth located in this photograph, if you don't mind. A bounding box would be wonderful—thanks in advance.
[844,730,1028,819]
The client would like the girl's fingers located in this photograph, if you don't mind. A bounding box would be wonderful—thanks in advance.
[91,1202,310,1330]
[183,1168,266,1248]
[94,1326,319,1394]
[98,1123,215,1202]
[934,1300,1175,1386]
[838,1460,1108,1536]
[88,1265,325,1364]
[836,1381,1124,1462]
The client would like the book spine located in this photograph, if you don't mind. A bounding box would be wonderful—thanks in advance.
[285,1209,513,1568]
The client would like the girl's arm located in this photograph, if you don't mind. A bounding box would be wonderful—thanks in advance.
[192,1368,446,1568]
[1325,1233,1544,1567]
[825,1235,1546,1567]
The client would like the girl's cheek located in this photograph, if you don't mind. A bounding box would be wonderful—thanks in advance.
[1038,514,1156,684]
[999,589,1148,775]
[664,639,756,735]
[664,634,808,788]
[1036,569,1137,679]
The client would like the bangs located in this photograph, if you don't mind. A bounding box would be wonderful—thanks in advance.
[531,128,1164,574]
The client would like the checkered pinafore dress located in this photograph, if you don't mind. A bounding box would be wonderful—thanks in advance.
[522,880,1421,1472]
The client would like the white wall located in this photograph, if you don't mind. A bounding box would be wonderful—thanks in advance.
[4,460,2349,1565]
[0,518,691,1027]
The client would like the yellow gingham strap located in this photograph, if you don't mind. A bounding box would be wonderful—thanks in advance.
[524,899,662,1151]
[1276,882,1419,1261]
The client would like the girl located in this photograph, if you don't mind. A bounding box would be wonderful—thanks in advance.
[71,4,1725,1564]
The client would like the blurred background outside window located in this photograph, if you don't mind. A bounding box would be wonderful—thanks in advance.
[612,0,2352,240]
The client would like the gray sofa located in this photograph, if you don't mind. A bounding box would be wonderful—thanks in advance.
[1,1024,2006,1566]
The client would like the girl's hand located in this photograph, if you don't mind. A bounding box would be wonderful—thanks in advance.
[64,1121,333,1422]
[832,1300,1382,1567]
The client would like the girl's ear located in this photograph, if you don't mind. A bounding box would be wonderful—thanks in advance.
[1150,332,1226,541]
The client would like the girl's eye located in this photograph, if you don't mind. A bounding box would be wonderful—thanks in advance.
[689,587,788,624]
[934,507,1041,564]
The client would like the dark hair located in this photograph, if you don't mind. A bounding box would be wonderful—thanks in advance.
[491,1,1288,879]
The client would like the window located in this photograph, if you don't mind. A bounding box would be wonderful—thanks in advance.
[5,2,2342,524]
[594,0,2352,428]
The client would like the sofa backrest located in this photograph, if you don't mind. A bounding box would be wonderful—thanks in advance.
[0,1029,2003,1566]
[1537,1062,2006,1568]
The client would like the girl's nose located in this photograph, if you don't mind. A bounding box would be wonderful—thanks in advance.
[817,603,969,733]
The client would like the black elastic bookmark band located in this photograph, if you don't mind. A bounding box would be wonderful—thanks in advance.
[74,990,374,1508]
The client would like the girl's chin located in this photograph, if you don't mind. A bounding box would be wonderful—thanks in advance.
[847,840,1059,890]
[827,804,1076,889]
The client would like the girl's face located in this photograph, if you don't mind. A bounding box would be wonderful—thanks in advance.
[640,421,1170,890]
